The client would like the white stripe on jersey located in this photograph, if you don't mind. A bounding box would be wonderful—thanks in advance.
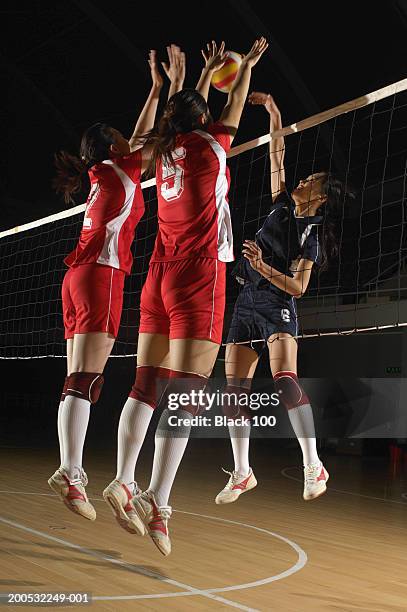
[97,160,137,269]
[299,223,313,247]
[209,259,218,339]
[105,267,114,332]
[194,129,234,263]
[299,222,320,260]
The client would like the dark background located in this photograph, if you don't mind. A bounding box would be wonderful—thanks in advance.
[1,1,407,454]
[3,0,407,230]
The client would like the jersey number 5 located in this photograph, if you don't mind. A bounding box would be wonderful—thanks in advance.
[161,147,186,202]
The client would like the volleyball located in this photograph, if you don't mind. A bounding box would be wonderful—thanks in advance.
[211,50,242,93]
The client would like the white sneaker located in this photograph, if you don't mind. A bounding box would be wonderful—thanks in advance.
[48,468,96,521]
[103,479,145,535]
[303,462,329,501]
[215,468,257,505]
[49,467,89,487]
[130,491,172,556]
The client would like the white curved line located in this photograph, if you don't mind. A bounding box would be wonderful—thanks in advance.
[0,492,307,605]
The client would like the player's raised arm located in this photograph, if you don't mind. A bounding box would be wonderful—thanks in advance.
[129,50,163,151]
[196,40,228,102]
[248,92,285,200]
[161,44,186,100]
[137,45,186,173]
[219,37,268,144]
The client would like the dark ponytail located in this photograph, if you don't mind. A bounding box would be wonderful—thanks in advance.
[318,173,357,271]
[144,89,211,174]
[53,122,115,204]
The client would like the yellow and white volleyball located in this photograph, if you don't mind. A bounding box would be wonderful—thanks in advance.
[211,51,242,93]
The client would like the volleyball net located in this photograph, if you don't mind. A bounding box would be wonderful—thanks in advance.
[1,78,406,358]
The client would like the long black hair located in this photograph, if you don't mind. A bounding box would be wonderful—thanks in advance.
[53,123,115,204]
[144,89,212,174]
[317,173,356,271]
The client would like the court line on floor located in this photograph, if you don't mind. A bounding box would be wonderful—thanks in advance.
[281,467,407,505]
[0,490,54,496]
[0,495,307,604]
[0,516,255,612]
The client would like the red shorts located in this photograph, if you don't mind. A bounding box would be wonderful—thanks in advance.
[139,258,226,344]
[62,263,125,340]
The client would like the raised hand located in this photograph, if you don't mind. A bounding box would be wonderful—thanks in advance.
[162,44,186,85]
[201,40,228,72]
[242,37,268,68]
[148,49,163,89]
[248,91,280,116]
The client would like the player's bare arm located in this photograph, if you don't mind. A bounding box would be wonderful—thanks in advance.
[220,37,268,144]
[249,91,286,200]
[161,44,186,99]
[196,40,228,102]
[129,49,163,151]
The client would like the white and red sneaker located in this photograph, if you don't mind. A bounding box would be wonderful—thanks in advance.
[130,491,172,556]
[303,462,329,500]
[215,468,257,505]
[49,467,89,488]
[103,479,145,535]
[48,468,96,521]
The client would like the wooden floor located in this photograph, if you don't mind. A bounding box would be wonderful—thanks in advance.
[0,444,406,611]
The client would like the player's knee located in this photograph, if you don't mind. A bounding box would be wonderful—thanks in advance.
[129,365,170,409]
[166,371,208,417]
[222,384,252,420]
[273,371,309,410]
[65,372,104,404]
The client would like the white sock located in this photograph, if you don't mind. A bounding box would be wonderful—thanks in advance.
[57,400,65,469]
[116,398,153,485]
[147,409,191,507]
[61,395,91,481]
[228,422,251,476]
[287,404,320,466]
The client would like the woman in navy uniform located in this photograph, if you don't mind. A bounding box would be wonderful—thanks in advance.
[216,91,354,505]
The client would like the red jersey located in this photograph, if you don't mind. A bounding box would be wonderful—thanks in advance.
[64,150,145,275]
[151,121,233,263]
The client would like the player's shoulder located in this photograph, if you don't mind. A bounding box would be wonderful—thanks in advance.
[192,121,231,146]
[115,149,142,167]
[273,188,294,208]
[267,191,294,222]
[206,120,230,136]
[112,150,143,179]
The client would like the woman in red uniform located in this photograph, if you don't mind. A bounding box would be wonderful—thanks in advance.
[103,38,268,556]
[48,47,185,521]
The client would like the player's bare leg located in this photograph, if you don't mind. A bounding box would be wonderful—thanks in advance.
[268,333,328,500]
[49,332,114,520]
[216,343,259,504]
[131,336,219,555]
[104,333,171,535]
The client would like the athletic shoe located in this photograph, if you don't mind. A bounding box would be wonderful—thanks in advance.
[103,479,146,535]
[130,491,172,556]
[48,468,96,521]
[215,468,257,505]
[49,467,89,487]
[303,462,329,501]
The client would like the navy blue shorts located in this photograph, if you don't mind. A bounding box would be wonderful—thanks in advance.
[226,284,298,356]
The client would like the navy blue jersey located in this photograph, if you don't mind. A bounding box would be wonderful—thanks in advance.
[232,190,322,291]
